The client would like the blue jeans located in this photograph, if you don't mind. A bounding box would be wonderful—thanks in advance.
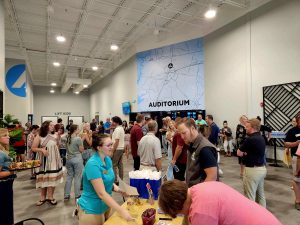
[64,154,83,198]
[82,149,94,166]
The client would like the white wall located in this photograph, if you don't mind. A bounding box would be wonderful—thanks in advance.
[90,57,137,121]
[90,0,300,128]
[0,1,5,108]
[204,0,300,130]
[33,87,90,126]
[5,59,33,124]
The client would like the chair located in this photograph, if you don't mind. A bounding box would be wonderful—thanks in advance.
[14,218,45,225]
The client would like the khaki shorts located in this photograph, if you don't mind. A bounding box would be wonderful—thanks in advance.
[292,156,300,183]
[78,207,111,225]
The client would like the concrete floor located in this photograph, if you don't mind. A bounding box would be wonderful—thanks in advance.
[13,154,299,225]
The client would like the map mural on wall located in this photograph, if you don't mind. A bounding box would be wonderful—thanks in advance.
[136,38,205,112]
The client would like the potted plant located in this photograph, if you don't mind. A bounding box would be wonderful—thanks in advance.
[0,114,21,159]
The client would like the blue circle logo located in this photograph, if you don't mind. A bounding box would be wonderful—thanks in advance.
[5,64,27,97]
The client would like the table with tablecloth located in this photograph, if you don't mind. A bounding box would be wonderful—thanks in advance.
[104,199,186,225]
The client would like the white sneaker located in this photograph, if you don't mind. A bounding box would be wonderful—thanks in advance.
[219,168,224,176]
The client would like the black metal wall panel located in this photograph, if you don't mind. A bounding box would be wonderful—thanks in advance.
[263,81,300,146]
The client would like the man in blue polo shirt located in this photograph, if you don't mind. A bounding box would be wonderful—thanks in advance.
[205,114,220,146]
[237,118,267,208]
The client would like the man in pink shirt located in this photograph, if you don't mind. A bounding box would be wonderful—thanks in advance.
[159,180,282,225]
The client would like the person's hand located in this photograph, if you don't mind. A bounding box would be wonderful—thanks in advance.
[237,149,246,157]
[41,148,48,157]
[120,209,135,221]
[170,159,176,166]
[285,148,290,156]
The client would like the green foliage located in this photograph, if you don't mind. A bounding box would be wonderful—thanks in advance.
[8,146,16,160]
[0,114,19,128]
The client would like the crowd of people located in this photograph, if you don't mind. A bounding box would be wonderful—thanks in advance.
[0,113,299,225]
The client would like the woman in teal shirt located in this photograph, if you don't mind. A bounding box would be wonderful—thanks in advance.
[78,134,133,225]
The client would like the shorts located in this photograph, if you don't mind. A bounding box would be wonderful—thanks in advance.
[292,156,300,183]
[15,146,26,155]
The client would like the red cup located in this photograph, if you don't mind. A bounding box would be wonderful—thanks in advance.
[141,208,156,225]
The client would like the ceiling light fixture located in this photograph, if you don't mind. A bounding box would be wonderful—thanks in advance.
[50,89,55,93]
[53,62,60,67]
[83,84,88,88]
[75,91,79,94]
[56,35,66,42]
[51,82,57,86]
[92,66,98,71]
[204,9,217,19]
[110,44,119,51]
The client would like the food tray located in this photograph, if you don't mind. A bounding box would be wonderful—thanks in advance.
[9,165,40,171]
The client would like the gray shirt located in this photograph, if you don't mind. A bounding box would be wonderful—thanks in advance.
[138,133,162,166]
[66,136,83,158]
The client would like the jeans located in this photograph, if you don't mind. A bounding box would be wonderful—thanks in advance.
[223,140,234,153]
[112,150,124,182]
[65,154,84,198]
[60,148,66,166]
[82,149,94,166]
[161,134,168,154]
[243,166,267,207]
[167,143,173,161]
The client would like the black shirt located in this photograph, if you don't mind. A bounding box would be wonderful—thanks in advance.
[187,136,218,187]
[240,132,266,167]
[260,124,272,145]
[90,122,97,132]
[236,124,246,148]
[285,127,300,156]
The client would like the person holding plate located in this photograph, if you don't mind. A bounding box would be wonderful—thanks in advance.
[0,128,16,225]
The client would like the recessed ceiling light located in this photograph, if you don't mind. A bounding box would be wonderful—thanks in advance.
[83,84,88,88]
[51,82,57,86]
[204,9,216,19]
[56,35,66,42]
[92,66,98,71]
[75,91,79,94]
[110,44,119,51]
[50,89,55,93]
[53,62,60,67]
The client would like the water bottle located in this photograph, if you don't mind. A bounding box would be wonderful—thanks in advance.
[173,164,180,172]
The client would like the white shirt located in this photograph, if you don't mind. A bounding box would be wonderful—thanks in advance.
[112,125,125,150]
[138,133,162,166]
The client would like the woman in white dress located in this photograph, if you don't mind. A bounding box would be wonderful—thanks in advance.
[32,121,63,206]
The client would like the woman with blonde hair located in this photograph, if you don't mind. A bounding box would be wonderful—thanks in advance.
[0,128,16,224]
[81,122,93,165]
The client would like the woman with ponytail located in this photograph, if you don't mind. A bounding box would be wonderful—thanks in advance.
[64,124,84,200]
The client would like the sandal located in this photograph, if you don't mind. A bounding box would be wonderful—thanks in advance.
[36,199,46,206]
[47,199,57,205]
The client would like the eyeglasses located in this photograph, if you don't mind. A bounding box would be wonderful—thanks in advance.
[102,143,113,147]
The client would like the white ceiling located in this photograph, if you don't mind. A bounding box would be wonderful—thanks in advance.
[4,0,271,88]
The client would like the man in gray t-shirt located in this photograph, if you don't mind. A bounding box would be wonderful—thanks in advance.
[138,120,162,171]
